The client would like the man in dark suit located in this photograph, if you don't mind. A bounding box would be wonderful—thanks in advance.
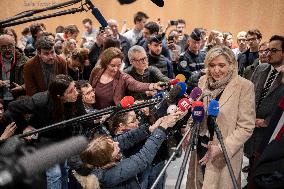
[251,62,284,189]
[244,35,284,179]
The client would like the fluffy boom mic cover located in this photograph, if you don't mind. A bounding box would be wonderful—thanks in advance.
[18,136,88,178]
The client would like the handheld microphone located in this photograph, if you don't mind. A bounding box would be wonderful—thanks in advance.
[191,101,204,111]
[158,78,180,88]
[0,136,88,187]
[167,104,177,114]
[176,74,186,83]
[85,0,108,28]
[177,98,191,112]
[189,87,202,101]
[176,82,187,97]
[152,84,185,119]
[192,104,205,123]
[207,99,220,141]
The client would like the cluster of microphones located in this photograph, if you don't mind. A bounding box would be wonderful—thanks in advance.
[0,74,222,189]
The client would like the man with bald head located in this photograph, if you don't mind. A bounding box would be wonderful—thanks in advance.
[108,19,131,67]
[0,34,27,107]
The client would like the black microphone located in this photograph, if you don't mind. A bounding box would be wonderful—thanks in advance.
[85,0,108,28]
[151,84,186,119]
[117,0,137,4]
[0,136,88,187]
[151,0,164,7]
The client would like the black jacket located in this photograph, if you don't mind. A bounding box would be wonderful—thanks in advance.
[177,49,206,82]
[4,91,84,142]
[148,53,174,79]
[124,65,170,100]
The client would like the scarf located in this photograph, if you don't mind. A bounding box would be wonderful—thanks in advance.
[200,71,233,102]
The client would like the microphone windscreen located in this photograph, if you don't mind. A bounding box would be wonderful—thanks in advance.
[117,0,137,4]
[208,99,219,117]
[176,74,186,82]
[169,78,180,85]
[168,84,181,100]
[176,82,187,97]
[18,136,88,178]
[91,8,108,28]
[192,106,205,122]
[153,91,166,99]
[178,98,191,112]
[167,104,177,114]
[189,87,202,100]
[150,0,164,7]
[191,101,204,110]
[120,96,135,109]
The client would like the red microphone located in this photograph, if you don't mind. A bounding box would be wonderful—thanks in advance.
[177,98,191,112]
[159,78,180,87]
[120,96,135,109]
[191,101,204,111]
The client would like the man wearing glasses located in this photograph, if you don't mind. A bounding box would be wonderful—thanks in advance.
[238,29,262,75]
[244,35,284,185]
[244,42,269,80]
[0,34,28,108]
[125,45,170,100]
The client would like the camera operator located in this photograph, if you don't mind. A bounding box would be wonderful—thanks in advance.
[73,111,186,189]
[177,28,206,85]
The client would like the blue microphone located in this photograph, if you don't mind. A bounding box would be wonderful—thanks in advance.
[207,99,220,141]
[192,105,205,123]
[208,99,220,117]
[85,0,108,28]
[176,82,187,97]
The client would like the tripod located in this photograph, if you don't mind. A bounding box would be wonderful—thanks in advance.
[150,119,201,189]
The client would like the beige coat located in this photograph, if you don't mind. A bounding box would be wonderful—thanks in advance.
[187,75,256,189]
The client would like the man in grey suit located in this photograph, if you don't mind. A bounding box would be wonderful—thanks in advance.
[244,35,284,180]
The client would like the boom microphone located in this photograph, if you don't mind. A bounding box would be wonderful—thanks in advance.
[151,0,164,7]
[207,99,219,141]
[85,0,108,28]
[206,99,239,189]
[0,136,88,187]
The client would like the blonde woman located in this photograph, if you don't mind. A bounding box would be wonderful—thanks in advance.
[187,45,255,189]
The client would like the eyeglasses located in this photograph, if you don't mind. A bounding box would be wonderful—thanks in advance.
[259,50,268,54]
[266,48,283,54]
[246,38,257,42]
[0,45,14,51]
[131,57,148,63]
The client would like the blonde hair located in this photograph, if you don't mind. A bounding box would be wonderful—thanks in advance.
[80,135,116,169]
[206,30,223,50]
[204,45,238,76]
